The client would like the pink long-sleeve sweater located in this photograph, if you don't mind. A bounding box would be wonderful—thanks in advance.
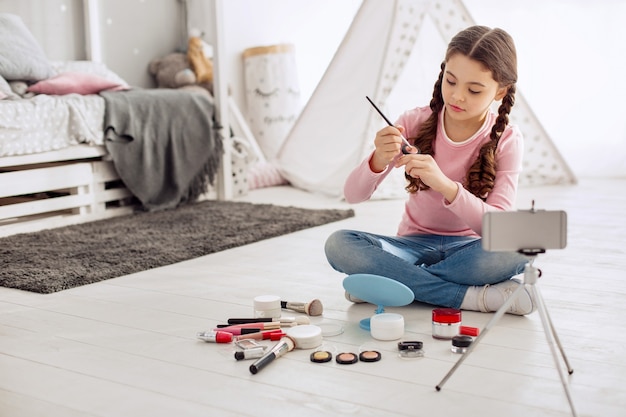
[344,106,524,237]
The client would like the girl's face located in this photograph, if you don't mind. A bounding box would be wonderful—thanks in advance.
[441,53,508,128]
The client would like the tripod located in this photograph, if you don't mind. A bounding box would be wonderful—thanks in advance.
[436,250,578,417]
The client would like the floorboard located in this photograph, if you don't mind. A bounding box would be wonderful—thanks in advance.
[0,178,624,417]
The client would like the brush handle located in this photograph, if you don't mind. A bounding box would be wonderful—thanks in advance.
[249,337,295,374]
[249,351,277,374]
[227,318,274,324]
[365,96,417,154]
[281,300,306,313]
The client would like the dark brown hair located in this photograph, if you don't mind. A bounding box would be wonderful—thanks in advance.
[406,25,518,199]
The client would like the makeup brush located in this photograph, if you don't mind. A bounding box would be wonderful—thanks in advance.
[366,95,418,154]
[249,336,296,374]
[226,316,310,326]
[281,299,323,316]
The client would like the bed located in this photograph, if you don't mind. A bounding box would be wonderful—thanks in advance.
[0,13,225,237]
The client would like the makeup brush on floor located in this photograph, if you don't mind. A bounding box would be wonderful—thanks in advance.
[281,299,323,316]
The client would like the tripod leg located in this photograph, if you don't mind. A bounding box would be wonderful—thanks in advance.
[533,286,574,374]
[531,285,578,417]
[436,280,527,391]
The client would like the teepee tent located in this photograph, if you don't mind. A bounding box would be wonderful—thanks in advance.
[276,0,576,198]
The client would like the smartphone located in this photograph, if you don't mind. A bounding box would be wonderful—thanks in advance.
[482,209,567,252]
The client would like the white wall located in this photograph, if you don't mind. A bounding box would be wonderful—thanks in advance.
[0,0,86,60]
[214,0,626,179]
[463,0,626,178]
[89,0,184,87]
[0,0,184,88]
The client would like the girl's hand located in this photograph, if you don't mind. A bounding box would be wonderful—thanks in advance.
[369,125,407,172]
[395,153,459,202]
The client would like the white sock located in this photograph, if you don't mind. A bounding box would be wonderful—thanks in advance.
[460,285,484,312]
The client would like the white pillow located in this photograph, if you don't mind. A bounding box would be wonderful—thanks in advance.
[0,14,55,81]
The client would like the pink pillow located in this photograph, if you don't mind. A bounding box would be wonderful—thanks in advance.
[27,72,128,95]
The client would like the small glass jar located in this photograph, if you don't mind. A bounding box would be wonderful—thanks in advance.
[432,308,462,340]
[451,335,473,354]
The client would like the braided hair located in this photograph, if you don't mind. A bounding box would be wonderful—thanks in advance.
[405,26,518,199]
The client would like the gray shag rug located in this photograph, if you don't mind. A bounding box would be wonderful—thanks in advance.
[0,201,354,294]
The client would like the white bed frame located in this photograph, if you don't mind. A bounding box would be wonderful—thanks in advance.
[0,0,232,238]
[0,147,134,237]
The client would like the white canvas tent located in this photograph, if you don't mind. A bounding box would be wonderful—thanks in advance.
[276,0,577,198]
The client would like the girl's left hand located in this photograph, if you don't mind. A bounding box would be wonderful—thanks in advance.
[395,154,459,201]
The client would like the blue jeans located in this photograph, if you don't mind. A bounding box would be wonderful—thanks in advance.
[324,229,527,308]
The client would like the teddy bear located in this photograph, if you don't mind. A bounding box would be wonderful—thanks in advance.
[187,36,213,84]
[148,45,213,95]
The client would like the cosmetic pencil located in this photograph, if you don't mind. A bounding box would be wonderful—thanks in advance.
[216,322,281,331]
[227,316,310,326]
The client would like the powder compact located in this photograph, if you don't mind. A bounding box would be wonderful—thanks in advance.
[336,352,359,365]
[358,350,382,362]
[310,350,333,363]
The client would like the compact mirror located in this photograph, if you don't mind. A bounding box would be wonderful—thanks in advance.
[343,274,414,330]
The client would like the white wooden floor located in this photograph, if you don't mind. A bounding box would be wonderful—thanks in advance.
[0,178,624,417]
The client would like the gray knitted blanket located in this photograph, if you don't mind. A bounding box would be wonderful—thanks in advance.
[101,89,223,211]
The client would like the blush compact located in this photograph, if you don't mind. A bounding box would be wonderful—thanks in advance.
[358,350,382,362]
[335,352,359,365]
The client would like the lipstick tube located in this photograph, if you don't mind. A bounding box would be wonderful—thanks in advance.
[215,327,261,336]
[196,331,233,343]
[234,330,285,341]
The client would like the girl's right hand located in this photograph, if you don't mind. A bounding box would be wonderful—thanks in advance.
[369,125,407,173]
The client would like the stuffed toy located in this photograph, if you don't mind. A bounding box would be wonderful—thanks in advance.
[9,80,35,98]
[148,51,212,95]
[187,36,213,84]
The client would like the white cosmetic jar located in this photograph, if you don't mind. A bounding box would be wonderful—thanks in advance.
[253,295,281,319]
[370,313,404,341]
[286,324,323,349]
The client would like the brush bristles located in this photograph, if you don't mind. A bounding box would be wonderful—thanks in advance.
[306,299,323,316]
[295,316,310,325]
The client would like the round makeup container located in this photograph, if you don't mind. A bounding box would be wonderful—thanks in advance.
[336,352,358,365]
[286,324,323,349]
[370,313,404,341]
[451,335,473,354]
[359,350,382,362]
[310,350,333,363]
[253,295,281,319]
[432,308,462,340]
